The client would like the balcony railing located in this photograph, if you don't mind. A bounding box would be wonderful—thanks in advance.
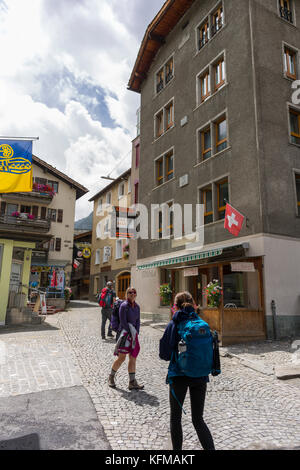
[279,6,293,23]
[0,214,51,233]
[0,190,53,204]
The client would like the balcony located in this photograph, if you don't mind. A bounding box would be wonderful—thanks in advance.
[280,6,293,23]
[1,190,53,205]
[0,214,51,235]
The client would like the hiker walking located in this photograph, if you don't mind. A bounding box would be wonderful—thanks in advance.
[159,291,216,451]
[108,287,144,390]
[99,281,116,340]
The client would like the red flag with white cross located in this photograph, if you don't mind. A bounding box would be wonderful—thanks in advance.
[224,203,244,236]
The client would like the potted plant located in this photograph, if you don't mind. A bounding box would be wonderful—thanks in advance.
[123,243,130,259]
[205,280,222,308]
[64,286,72,306]
[159,283,173,306]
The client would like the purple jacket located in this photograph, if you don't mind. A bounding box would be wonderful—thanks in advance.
[119,300,140,334]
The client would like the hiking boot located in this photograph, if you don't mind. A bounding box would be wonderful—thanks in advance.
[108,374,116,388]
[107,333,114,338]
[128,379,144,390]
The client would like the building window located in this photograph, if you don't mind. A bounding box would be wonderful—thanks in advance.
[290,109,300,145]
[95,249,100,265]
[21,205,31,214]
[55,238,61,252]
[7,203,18,216]
[57,209,63,223]
[212,5,224,36]
[214,57,226,91]
[165,57,174,84]
[198,20,209,50]
[166,150,174,181]
[48,180,59,193]
[156,110,164,138]
[165,101,174,130]
[200,71,211,102]
[98,198,103,211]
[118,182,125,199]
[156,157,164,186]
[134,182,139,204]
[201,128,212,160]
[49,238,55,251]
[156,56,174,94]
[215,116,228,152]
[155,149,174,187]
[48,208,57,221]
[217,179,229,219]
[202,187,213,225]
[115,240,123,259]
[284,47,297,80]
[135,144,140,168]
[295,174,300,216]
[106,192,112,205]
[279,0,293,23]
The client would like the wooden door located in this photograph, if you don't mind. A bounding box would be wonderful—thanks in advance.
[117,272,131,300]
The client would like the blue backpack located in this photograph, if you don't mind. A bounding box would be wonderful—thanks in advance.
[176,316,214,378]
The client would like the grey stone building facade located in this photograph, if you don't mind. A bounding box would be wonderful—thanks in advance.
[128,0,300,343]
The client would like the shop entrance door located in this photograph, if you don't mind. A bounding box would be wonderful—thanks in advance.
[117,272,131,300]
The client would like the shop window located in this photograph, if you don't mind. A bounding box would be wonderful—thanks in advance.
[290,109,300,145]
[223,263,260,309]
[284,47,297,80]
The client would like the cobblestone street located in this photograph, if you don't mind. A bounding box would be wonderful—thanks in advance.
[56,304,300,451]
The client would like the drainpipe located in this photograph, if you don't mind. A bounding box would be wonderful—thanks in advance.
[271,299,277,340]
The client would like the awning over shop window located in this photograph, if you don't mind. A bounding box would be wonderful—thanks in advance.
[137,249,223,270]
[136,243,249,271]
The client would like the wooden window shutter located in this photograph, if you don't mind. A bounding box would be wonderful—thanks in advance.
[57,209,63,223]
[55,238,61,251]
[41,207,47,220]
[0,201,6,215]
[32,206,39,218]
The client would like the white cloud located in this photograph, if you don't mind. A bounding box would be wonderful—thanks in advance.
[0,0,164,219]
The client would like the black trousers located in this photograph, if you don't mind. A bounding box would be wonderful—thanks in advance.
[101,307,113,338]
[169,376,215,450]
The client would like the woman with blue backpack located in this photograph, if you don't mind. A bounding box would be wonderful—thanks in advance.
[159,291,216,451]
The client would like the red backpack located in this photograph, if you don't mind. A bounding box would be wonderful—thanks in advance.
[99,288,111,307]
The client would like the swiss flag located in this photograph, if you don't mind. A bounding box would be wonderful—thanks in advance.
[224,203,244,236]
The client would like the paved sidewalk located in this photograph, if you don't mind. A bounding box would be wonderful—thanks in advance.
[0,315,110,450]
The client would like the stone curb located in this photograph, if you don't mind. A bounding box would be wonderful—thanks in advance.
[220,348,274,376]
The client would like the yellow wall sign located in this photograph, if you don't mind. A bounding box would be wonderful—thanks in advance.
[82,247,91,259]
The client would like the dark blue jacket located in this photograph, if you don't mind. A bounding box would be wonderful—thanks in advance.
[159,306,197,361]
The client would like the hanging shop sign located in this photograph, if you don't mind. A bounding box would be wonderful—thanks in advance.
[82,247,91,259]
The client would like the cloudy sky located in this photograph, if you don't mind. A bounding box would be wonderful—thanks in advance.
[0,0,164,219]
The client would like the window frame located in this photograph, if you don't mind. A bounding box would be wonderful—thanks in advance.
[165,150,174,181]
[215,116,228,153]
[155,54,174,95]
[284,46,297,80]
[156,157,164,186]
[115,239,123,260]
[289,108,300,145]
[196,2,225,52]
[200,70,211,102]
[217,179,229,220]
[165,100,174,130]
[279,0,294,24]
[295,173,300,216]
[201,128,212,161]
[214,57,226,91]
[202,187,213,225]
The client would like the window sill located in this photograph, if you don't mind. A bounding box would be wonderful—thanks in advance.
[194,23,227,58]
[194,83,228,112]
[152,177,175,191]
[278,15,297,29]
[194,146,231,168]
[153,124,176,143]
[289,141,300,149]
